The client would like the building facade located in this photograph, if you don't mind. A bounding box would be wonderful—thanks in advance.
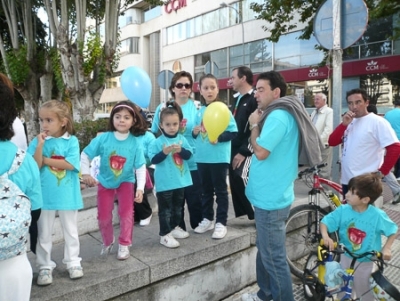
[96,0,400,117]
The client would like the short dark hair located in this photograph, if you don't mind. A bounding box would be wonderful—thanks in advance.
[346,88,368,102]
[348,173,382,204]
[168,71,193,99]
[233,66,253,86]
[256,71,287,97]
[393,96,400,106]
[109,101,147,136]
[0,79,17,141]
[160,100,183,124]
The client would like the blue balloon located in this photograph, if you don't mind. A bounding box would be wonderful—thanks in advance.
[120,66,152,108]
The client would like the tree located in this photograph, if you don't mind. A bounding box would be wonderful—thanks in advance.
[0,0,48,139]
[250,0,400,43]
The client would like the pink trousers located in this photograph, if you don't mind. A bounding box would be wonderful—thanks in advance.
[97,182,135,246]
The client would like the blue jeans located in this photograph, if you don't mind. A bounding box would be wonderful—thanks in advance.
[254,205,294,301]
[157,188,184,236]
[197,163,229,225]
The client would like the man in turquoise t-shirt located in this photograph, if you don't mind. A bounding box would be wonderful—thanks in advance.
[242,71,298,301]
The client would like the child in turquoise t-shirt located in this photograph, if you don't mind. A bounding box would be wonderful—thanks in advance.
[192,74,238,239]
[148,101,193,248]
[81,101,146,261]
[28,100,84,286]
[321,172,398,301]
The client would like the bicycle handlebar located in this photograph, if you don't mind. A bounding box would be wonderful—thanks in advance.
[298,163,328,178]
[321,242,382,263]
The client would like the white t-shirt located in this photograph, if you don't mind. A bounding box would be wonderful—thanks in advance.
[341,113,399,184]
[11,117,27,150]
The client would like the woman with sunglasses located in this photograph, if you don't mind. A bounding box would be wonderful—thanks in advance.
[151,71,202,232]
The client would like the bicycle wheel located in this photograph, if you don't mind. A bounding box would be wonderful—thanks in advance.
[285,204,338,279]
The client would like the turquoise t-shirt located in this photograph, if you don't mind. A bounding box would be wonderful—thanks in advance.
[1,141,43,211]
[151,100,199,171]
[136,131,156,164]
[322,204,398,261]
[148,134,193,192]
[83,132,146,189]
[193,104,238,164]
[245,110,299,210]
[28,134,83,210]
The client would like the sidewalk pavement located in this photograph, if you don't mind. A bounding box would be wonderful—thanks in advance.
[222,178,400,301]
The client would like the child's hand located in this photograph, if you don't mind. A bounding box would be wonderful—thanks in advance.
[172,143,182,153]
[322,236,335,251]
[82,174,97,187]
[37,132,47,145]
[381,246,392,261]
[134,189,143,203]
[193,125,201,135]
[162,144,173,155]
[210,139,218,145]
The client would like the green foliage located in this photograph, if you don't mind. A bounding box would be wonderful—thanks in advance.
[250,0,400,42]
[74,118,109,151]
[82,31,104,78]
[6,47,30,85]
[49,47,64,93]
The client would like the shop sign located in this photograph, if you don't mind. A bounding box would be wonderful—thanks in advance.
[165,0,187,14]
[365,60,389,72]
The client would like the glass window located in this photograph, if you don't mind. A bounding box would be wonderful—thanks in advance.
[243,0,263,22]
[120,8,143,27]
[194,16,202,36]
[274,32,324,69]
[144,6,161,22]
[203,10,220,34]
[229,44,245,70]
[249,39,272,73]
[120,37,140,54]
[211,49,228,78]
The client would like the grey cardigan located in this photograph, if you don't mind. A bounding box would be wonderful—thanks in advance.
[258,95,323,167]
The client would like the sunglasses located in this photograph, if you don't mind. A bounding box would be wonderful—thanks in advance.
[175,83,192,89]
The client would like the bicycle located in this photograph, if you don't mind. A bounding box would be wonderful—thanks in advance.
[285,163,344,279]
[303,241,400,301]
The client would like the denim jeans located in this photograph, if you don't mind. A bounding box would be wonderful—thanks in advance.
[197,163,229,225]
[179,170,203,230]
[157,188,185,236]
[254,205,294,301]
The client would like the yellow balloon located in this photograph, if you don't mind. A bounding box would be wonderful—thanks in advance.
[203,102,230,142]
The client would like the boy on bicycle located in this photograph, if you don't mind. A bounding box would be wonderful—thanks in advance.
[320,172,398,301]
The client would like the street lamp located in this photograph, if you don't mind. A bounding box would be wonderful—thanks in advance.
[220,2,245,65]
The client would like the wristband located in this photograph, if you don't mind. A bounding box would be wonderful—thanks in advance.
[249,124,258,131]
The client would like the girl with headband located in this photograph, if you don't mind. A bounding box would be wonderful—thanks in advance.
[81,101,146,260]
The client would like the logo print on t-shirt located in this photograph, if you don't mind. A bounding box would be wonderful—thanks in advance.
[109,151,126,178]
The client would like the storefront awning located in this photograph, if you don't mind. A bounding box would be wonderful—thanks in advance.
[99,87,129,104]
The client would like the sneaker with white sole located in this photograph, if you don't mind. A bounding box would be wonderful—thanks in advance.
[194,218,214,233]
[170,226,189,239]
[68,266,84,279]
[241,292,263,301]
[392,192,400,204]
[117,245,130,260]
[212,223,227,239]
[139,213,152,226]
[160,233,180,248]
[37,269,53,286]
[100,238,115,257]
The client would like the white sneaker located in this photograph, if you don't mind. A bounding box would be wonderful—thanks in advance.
[170,226,189,239]
[160,233,180,248]
[117,245,130,260]
[37,269,53,286]
[100,238,115,256]
[140,213,152,226]
[241,292,263,301]
[194,218,215,233]
[68,266,84,279]
[212,223,227,239]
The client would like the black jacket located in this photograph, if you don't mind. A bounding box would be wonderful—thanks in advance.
[231,91,257,157]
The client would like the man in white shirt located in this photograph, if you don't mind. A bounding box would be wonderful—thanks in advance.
[11,116,28,150]
[310,93,333,179]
